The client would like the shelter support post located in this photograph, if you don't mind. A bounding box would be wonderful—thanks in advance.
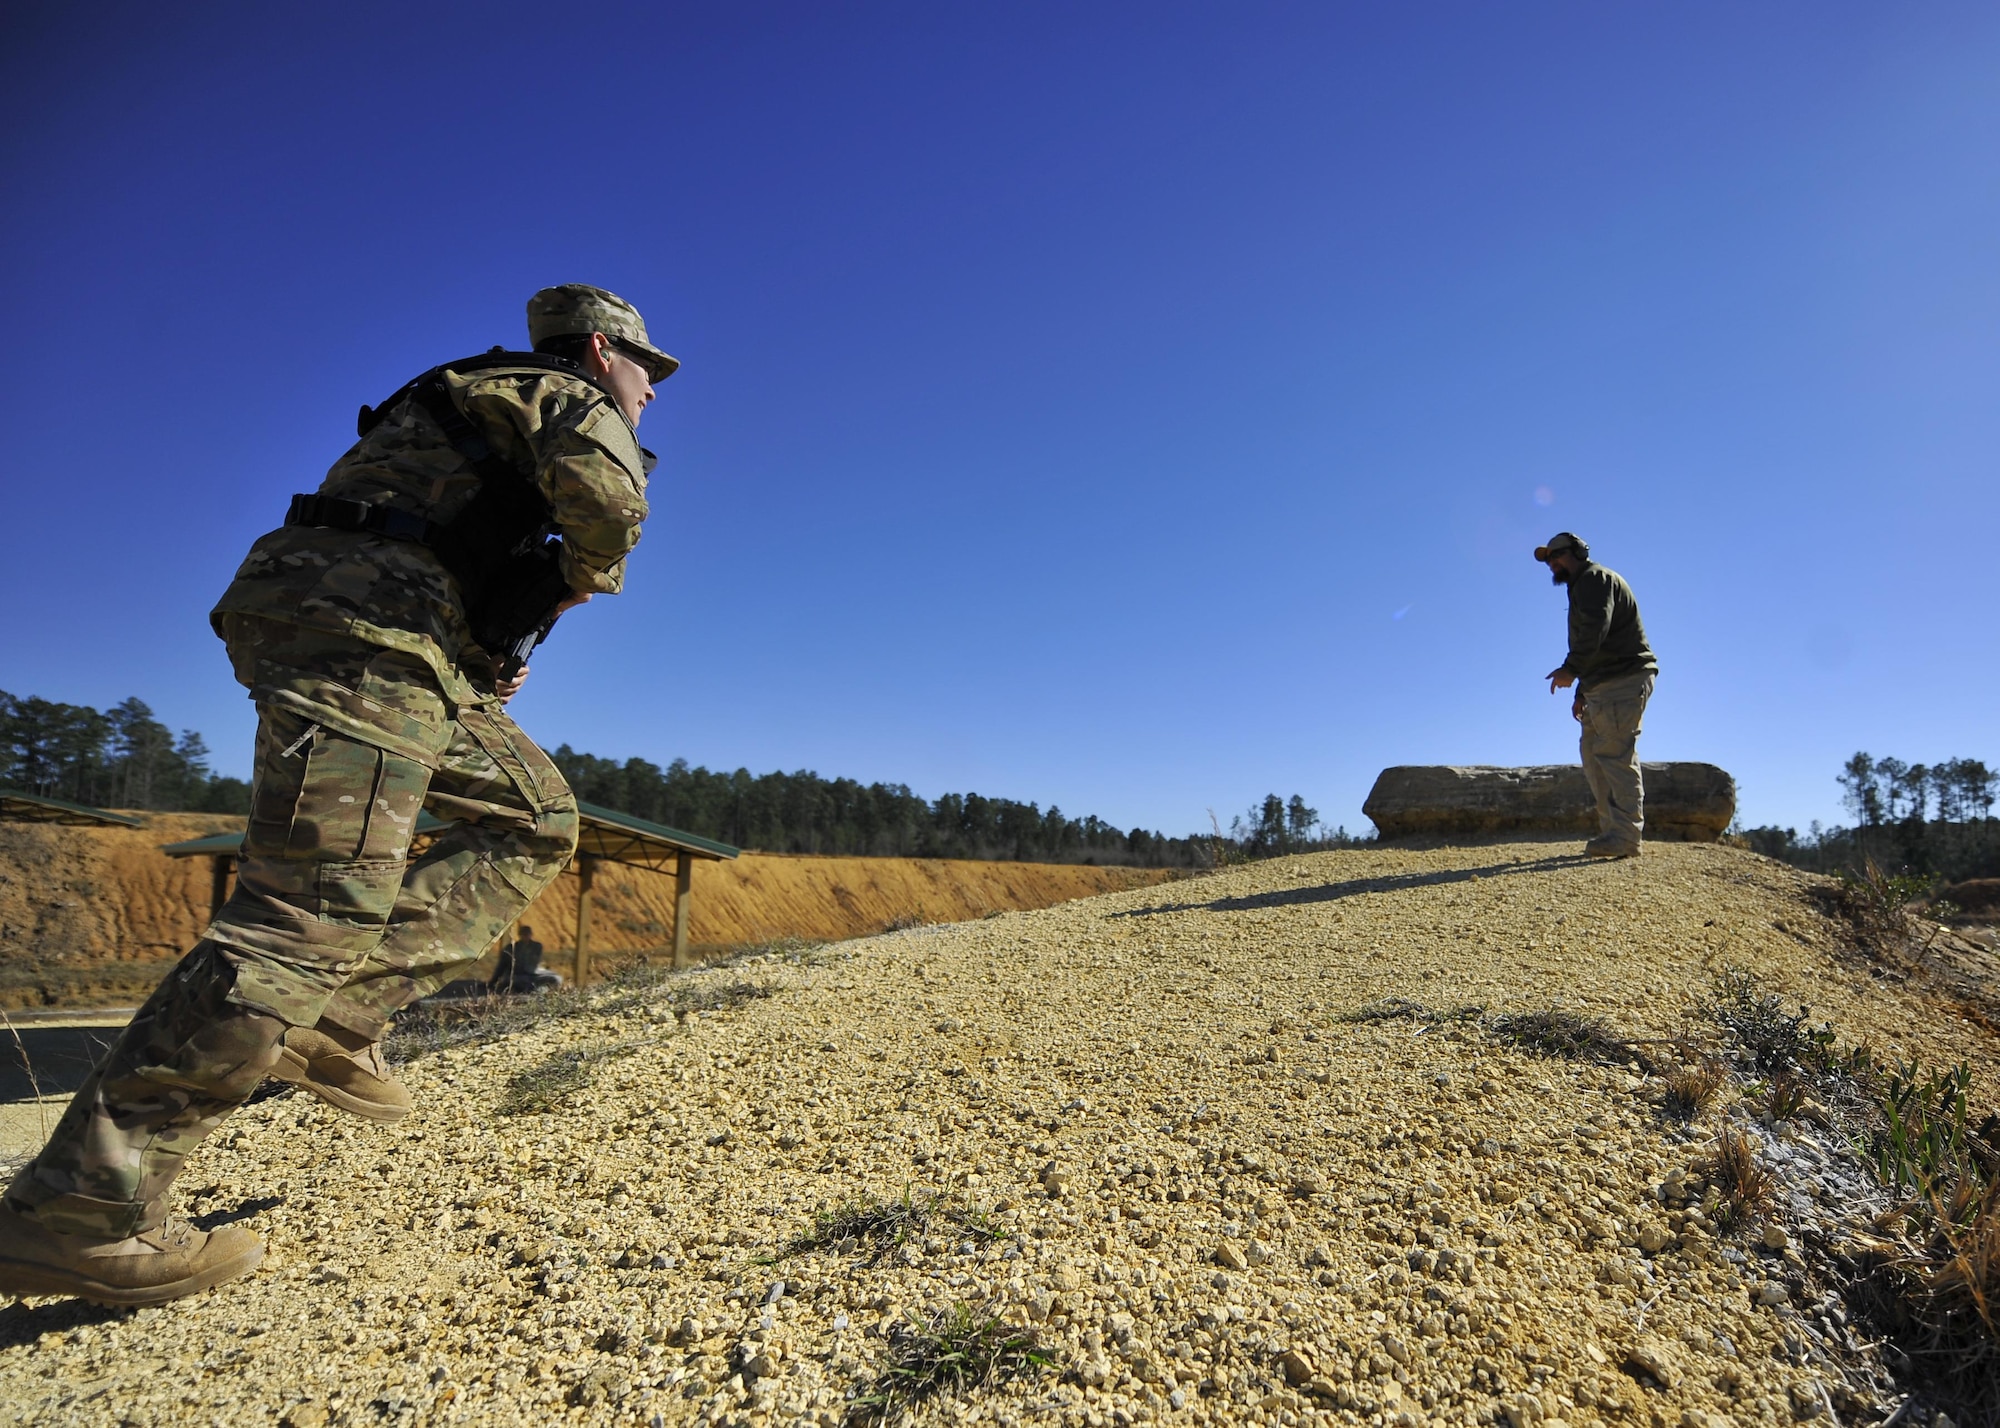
[672,851,692,969]
[574,854,598,988]
[209,856,232,921]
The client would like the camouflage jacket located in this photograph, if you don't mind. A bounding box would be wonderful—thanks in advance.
[213,362,651,705]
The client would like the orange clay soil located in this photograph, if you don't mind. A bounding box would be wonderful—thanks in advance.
[0,814,1181,1008]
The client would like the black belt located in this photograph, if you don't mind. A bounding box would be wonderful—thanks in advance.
[284,493,439,545]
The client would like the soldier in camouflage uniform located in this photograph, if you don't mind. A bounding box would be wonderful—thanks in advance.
[0,285,675,1305]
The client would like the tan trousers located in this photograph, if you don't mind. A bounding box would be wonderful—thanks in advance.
[1578,672,1653,848]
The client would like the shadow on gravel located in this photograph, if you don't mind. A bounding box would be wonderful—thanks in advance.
[1108,853,1594,919]
[191,1195,284,1231]
[0,1297,128,1348]
[0,1023,123,1103]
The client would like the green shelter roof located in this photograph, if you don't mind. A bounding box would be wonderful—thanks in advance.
[575,801,739,865]
[160,829,264,857]
[163,804,738,870]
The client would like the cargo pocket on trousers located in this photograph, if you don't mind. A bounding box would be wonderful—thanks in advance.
[245,711,431,865]
[244,707,315,857]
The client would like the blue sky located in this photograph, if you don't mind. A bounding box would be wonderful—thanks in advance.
[4,3,1995,837]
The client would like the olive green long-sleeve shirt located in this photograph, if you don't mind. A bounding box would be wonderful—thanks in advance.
[1560,562,1657,689]
[213,362,651,704]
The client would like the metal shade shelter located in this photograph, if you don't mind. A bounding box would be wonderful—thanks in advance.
[0,790,144,828]
[162,801,738,981]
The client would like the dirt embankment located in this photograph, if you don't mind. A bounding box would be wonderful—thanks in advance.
[0,816,1180,1008]
[526,849,1179,973]
[2,841,1996,1427]
[0,814,244,1008]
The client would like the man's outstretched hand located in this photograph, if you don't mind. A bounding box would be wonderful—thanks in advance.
[1547,665,1576,693]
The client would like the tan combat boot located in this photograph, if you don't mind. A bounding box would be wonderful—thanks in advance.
[1584,835,1641,859]
[270,1025,413,1122]
[0,1202,263,1306]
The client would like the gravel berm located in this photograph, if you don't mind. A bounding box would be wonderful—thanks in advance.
[2,840,1994,1427]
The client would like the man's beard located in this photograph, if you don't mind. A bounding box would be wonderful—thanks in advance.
[1550,567,1571,586]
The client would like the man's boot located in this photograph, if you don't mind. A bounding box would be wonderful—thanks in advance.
[0,1201,262,1306]
[270,1024,412,1122]
[1584,835,1640,859]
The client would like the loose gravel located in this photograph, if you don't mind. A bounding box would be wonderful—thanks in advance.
[1,839,1994,1428]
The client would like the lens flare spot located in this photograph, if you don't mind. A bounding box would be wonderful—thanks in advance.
[1392,605,1412,621]
[1533,485,1555,507]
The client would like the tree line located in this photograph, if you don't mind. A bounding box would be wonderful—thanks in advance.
[0,689,250,813]
[1,685,1350,867]
[1742,751,2000,884]
[551,750,1363,866]
[1226,792,1363,859]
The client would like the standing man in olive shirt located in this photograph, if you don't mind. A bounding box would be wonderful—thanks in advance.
[1535,532,1658,858]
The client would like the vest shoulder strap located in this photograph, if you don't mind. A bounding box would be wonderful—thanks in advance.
[355,347,616,439]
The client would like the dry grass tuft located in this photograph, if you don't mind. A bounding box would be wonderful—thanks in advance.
[496,1042,639,1115]
[1763,1069,1810,1123]
[1486,1008,1650,1071]
[387,984,591,1063]
[1820,859,1940,964]
[1340,997,1483,1026]
[1660,1053,1727,1123]
[778,1189,1005,1267]
[845,1302,1054,1425]
[1702,1127,1776,1233]
[1859,1064,2000,1422]
[386,953,780,1064]
[1867,1181,2000,1416]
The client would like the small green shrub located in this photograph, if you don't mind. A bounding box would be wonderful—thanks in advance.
[1873,1062,1987,1203]
[1826,859,1939,961]
[1708,968,1864,1081]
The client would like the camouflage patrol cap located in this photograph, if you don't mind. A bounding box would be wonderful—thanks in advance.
[526,283,680,382]
[1533,531,1590,562]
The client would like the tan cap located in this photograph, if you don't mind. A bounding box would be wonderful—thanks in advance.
[1533,531,1589,562]
[526,283,679,382]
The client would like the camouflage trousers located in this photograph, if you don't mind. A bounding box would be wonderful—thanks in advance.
[1579,671,1653,849]
[6,619,578,1237]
